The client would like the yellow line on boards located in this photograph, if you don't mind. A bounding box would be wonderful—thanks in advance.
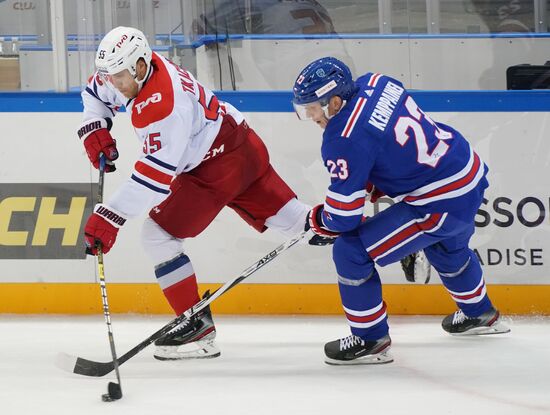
[0,283,548,315]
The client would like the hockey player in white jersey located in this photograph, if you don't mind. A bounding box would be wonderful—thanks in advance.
[77,26,320,360]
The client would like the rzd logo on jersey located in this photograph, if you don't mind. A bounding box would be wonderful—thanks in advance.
[135,92,162,114]
[0,183,96,259]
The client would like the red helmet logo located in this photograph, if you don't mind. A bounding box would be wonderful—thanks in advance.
[116,34,128,48]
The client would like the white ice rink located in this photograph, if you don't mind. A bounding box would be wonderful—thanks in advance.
[0,314,548,415]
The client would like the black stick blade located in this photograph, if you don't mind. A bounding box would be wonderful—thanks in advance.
[55,352,114,377]
[105,381,123,400]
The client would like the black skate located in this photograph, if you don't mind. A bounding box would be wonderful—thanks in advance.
[324,334,393,365]
[442,307,510,335]
[154,292,220,360]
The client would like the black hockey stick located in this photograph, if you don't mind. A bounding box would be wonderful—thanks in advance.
[56,229,307,377]
[95,155,123,400]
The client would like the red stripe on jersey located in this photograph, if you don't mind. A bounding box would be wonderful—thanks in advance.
[452,284,485,301]
[342,97,367,138]
[369,214,443,259]
[345,302,387,323]
[368,73,381,87]
[135,160,173,185]
[325,195,365,211]
[404,153,481,203]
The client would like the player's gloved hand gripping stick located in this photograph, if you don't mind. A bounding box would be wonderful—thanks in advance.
[56,229,308,377]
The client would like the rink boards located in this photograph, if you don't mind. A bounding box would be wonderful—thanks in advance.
[0,91,549,314]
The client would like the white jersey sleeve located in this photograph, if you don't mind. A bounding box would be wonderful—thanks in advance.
[81,73,128,120]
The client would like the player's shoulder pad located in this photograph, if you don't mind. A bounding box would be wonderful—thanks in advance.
[132,55,175,128]
[330,88,372,140]
[355,73,407,137]
[356,72,404,91]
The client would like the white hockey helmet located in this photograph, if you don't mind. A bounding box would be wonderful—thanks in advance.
[95,26,152,87]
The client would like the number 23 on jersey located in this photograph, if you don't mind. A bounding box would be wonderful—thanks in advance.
[394,97,453,168]
[327,159,349,180]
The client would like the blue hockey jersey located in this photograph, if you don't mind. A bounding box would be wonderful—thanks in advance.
[320,73,488,232]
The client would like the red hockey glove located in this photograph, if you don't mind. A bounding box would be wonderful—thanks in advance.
[305,204,340,246]
[77,118,118,172]
[366,182,385,203]
[84,204,127,255]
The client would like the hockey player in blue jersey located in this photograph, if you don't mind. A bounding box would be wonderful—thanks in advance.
[293,57,510,365]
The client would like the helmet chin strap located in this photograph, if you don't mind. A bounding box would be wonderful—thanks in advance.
[322,99,346,120]
[133,61,152,93]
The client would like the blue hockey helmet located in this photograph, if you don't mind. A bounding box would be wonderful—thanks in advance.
[293,57,355,120]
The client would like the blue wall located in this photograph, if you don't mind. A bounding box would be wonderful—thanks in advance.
[1,90,550,112]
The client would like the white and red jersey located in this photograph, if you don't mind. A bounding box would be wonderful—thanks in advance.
[81,53,244,218]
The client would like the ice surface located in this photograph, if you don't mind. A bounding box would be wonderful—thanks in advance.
[0,315,548,415]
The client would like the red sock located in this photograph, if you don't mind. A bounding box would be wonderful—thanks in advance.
[163,274,200,315]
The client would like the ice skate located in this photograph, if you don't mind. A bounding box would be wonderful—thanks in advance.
[442,307,510,335]
[401,251,431,284]
[324,334,393,365]
[154,295,220,360]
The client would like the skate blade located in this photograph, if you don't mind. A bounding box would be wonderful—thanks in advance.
[154,351,221,361]
[154,340,221,361]
[325,350,394,366]
[451,321,511,336]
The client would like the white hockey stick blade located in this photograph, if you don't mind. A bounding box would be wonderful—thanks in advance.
[54,352,78,373]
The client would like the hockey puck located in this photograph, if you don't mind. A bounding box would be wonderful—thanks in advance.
[101,382,122,402]
[101,393,114,402]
